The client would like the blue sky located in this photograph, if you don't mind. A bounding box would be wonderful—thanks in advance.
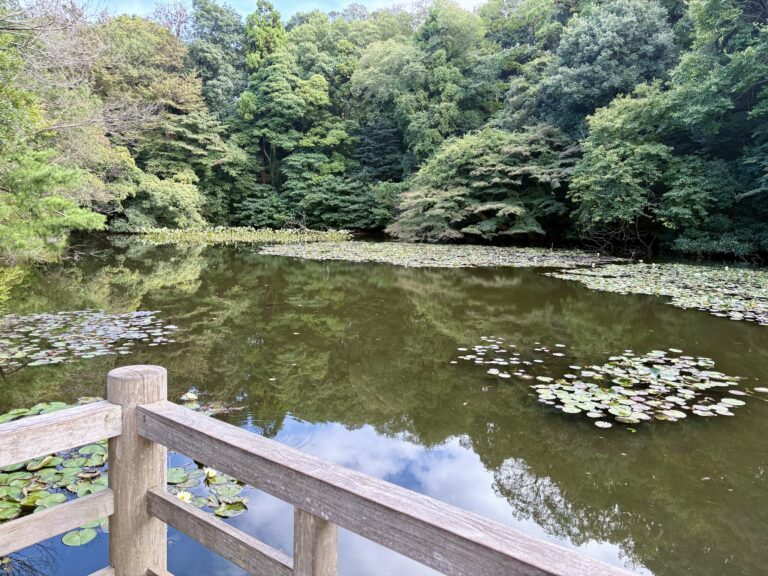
[105,0,483,19]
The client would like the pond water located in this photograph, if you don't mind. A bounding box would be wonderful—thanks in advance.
[2,239,767,576]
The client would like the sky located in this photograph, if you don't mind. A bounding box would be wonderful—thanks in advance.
[105,0,485,20]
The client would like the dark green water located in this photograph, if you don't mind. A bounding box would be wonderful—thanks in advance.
[1,239,767,576]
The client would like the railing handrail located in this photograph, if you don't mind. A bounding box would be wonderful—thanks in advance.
[0,400,122,469]
[138,399,633,576]
[0,366,637,576]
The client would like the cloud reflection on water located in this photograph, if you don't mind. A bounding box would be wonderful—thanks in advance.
[169,417,647,575]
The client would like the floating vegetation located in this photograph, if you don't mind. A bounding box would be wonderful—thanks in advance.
[456,338,749,428]
[546,263,768,326]
[0,399,111,542]
[0,393,249,547]
[260,242,617,269]
[165,465,248,519]
[128,227,351,246]
[0,310,177,369]
[179,390,246,418]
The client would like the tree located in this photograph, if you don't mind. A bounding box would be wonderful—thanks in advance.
[187,0,246,118]
[571,0,768,258]
[540,0,678,136]
[151,0,190,38]
[0,3,106,263]
[387,125,577,242]
[244,0,286,71]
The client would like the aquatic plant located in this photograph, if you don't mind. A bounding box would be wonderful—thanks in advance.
[546,263,768,326]
[127,227,351,246]
[456,338,758,428]
[0,310,177,370]
[260,242,618,269]
[0,392,248,549]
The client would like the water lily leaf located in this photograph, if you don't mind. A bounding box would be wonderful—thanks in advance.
[83,481,109,497]
[62,528,97,547]
[0,502,21,520]
[0,486,22,499]
[167,468,189,485]
[35,492,67,509]
[85,454,105,467]
[721,398,745,406]
[212,484,243,501]
[27,456,62,471]
[214,500,248,518]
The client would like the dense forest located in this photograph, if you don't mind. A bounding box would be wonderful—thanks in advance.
[0,0,766,262]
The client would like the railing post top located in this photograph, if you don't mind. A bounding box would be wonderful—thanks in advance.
[107,365,167,405]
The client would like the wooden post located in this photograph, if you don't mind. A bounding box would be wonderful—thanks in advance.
[294,508,338,576]
[108,365,168,576]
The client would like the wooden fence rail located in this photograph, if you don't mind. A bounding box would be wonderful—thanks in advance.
[0,365,636,576]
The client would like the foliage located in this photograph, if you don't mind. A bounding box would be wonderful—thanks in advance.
[1,0,767,258]
[0,151,104,263]
[388,126,576,242]
[462,340,746,426]
[539,0,678,136]
[571,0,768,256]
[0,18,104,263]
[187,0,246,118]
[132,226,351,245]
[547,261,768,324]
[260,241,616,268]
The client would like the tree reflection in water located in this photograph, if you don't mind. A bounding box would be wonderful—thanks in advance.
[1,238,766,576]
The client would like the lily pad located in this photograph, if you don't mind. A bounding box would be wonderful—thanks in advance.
[62,528,97,547]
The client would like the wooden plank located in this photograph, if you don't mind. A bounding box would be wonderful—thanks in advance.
[147,487,293,576]
[0,401,121,469]
[147,568,174,576]
[294,508,337,576]
[88,569,115,576]
[0,489,114,556]
[108,366,168,576]
[138,401,635,576]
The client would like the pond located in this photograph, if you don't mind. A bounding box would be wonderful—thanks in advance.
[1,238,767,576]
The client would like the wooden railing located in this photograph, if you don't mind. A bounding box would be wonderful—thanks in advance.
[0,365,635,576]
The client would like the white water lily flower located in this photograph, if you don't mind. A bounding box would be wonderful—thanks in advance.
[176,491,193,503]
[204,467,219,479]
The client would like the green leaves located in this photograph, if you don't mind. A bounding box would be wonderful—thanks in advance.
[387,126,575,243]
[458,338,747,428]
[167,468,190,485]
[62,528,97,547]
[0,310,178,370]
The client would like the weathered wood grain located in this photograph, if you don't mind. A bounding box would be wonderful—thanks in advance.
[146,568,175,576]
[147,487,293,576]
[294,508,337,576]
[0,489,114,556]
[138,400,635,576]
[0,400,121,469]
[108,366,168,576]
[88,568,115,576]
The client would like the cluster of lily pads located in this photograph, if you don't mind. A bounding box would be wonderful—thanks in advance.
[130,227,351,246]
[0,310,177,369]
[0,400,110,547]
[179,390,246,418]
[456,338,761,429]
[546,263,768,326]
[260,242,618,269]
[0,392,249,551]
